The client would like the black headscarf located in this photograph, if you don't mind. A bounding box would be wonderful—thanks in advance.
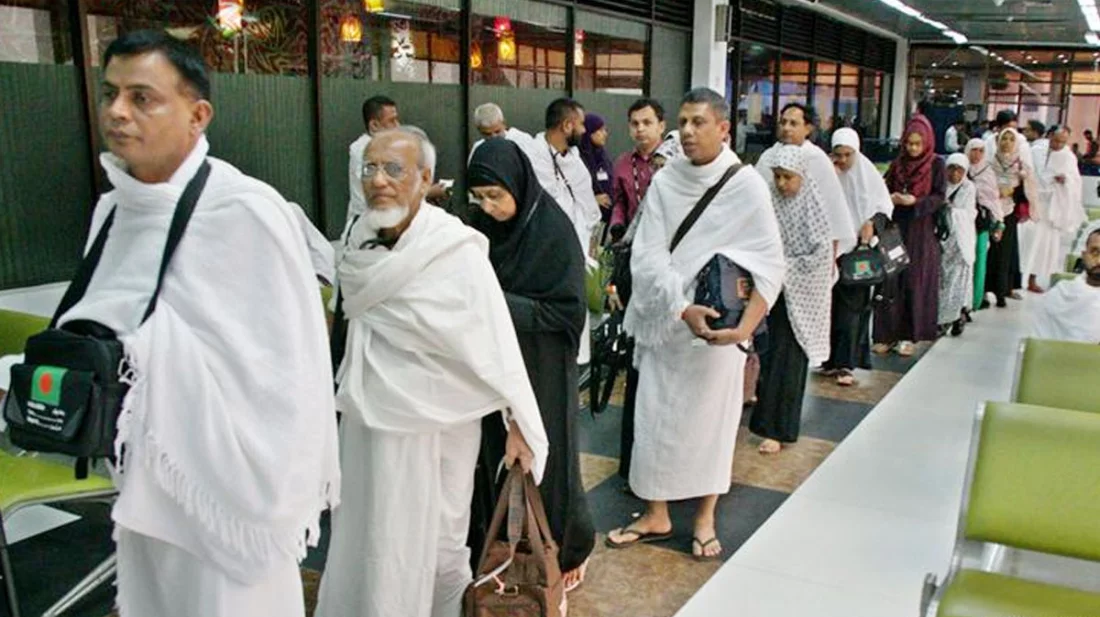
[468,138,587,348]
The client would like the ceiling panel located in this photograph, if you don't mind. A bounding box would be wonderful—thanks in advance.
[791,0,1091,45]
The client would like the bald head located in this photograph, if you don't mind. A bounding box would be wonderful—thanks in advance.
[1049,127,1069,151]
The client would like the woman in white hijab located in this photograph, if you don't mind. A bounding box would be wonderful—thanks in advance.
[939,153,978,335]
[750,145,834,454]
[966,138,1003,311]
[987,128,1039,307]
[825,128,894,386]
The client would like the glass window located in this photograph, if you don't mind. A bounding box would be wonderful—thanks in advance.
[0,1,72,64]
[777,55,809,117]
[321,0,462,83]
[813,62,838,133]
[86,0,309,75]
[573,11,646,94]
[838,63,859,128]
[1066,95,1100,151]
[859,70,882,138]
[737,43,777,155]
[470,0,567,89]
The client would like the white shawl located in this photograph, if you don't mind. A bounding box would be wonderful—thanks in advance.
[1030,275,1100,343]
[992,128,1041,219]
[768,145,834,365]
[334,204,550,482]
[289,202,335,284]
[624,148,787,348]
[523,133,602,256]
[73,140,341,582]
[757,140,858,253]
[1036,147,1086,232]
[831,128,894,228]
[944,154,978,266]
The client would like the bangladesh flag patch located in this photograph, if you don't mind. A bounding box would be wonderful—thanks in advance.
[31,366,67,406]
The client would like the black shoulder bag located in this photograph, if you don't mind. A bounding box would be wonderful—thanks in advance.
[3,161,211,478]
[934,186,959,243]
[665,164,766,352]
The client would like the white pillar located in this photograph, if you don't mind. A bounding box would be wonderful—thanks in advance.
[692,0,729,94]
[889,39,910,139]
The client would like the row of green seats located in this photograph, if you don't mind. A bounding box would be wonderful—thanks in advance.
[922,339,1100,617]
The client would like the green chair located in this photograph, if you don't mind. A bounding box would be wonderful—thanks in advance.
[1012,338,1100,414]
[1049,272,1077,287]
[1089,208,1100,221]
[1,309,118,617]
[1064,253,1079,273]
[922,402,1100,617]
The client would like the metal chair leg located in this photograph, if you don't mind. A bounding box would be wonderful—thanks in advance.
[0,519,22,617]
[40,553,116,617]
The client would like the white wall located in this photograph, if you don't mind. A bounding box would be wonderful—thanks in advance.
[691,0,728,92]
[889,39,910,140]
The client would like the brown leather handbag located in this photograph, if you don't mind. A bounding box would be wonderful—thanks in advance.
[464,466,565,617]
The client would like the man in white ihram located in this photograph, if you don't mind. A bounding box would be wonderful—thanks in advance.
[1030,227,1100,343]
[605,88,786,560]
[1023,126,1086,290]
[468,101,533,161]
[314,128,549,617]
[69,30,340,616]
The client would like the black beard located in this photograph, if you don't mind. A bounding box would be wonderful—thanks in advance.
[1087,267,1100,285]
[567,133,582,149]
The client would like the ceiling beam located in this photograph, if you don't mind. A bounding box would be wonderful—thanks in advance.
[781,0,907,42]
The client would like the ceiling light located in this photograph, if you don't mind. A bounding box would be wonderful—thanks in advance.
[932,62,938,67]
[875,0,968,44]
[953,61,959,66]
[1088,32,1100,46]
[1032,59,1038,64]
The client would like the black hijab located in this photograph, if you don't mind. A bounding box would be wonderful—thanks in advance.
[468,138,587,348]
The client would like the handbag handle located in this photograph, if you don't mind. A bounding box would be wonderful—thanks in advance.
[669,163,744,254]
[49,160,212,329]
[472,465,559,585]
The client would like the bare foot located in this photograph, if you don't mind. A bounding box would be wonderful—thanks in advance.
[692,519,723,561]
[872,343,892,355]
[758,438,782,454]
[563,558,589,593]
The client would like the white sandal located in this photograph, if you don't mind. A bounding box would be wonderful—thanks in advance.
[897,341,915,357]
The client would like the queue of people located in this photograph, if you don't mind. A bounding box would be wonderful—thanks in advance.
[8,28,1097,617]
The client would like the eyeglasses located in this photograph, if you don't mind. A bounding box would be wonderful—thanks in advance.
[362,161,407,181]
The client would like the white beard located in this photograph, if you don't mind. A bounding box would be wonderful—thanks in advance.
[364,205,409,231]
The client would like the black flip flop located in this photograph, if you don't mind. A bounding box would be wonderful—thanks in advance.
[605,525,673,549]
[692,536,723,562]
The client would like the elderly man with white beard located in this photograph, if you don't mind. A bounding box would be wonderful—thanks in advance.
[1024,126,1086,290]
[756,103,857,263]
[315,128,549,617]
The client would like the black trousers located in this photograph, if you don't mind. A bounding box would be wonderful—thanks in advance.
[824,283,872,372]
[750,294,809,443]
[617,363,639,480]
[986,213,1019,301]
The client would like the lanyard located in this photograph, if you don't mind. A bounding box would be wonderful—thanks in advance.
[549,145,577,204]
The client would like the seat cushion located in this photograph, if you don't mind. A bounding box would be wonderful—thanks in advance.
[0,450,114,514]
[938,569,1100,617]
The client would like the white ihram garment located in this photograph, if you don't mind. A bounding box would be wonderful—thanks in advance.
[1025,146,1086,284]
[315,203,549,617]
[624,148,786,501]
[60,137,340,616]
[1030,274,1100,343]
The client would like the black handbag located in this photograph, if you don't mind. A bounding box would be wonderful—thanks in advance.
[3,161,210,478]
[934,187,959,243]
[837,245,887,287]
[665,163,764,351]
[871,213,910,276]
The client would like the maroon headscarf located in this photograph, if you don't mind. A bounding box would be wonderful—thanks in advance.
[886,114,937,198]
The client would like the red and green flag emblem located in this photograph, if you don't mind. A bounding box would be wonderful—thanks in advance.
[31,366,67,406]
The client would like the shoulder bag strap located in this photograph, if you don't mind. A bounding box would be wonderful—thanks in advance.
[49,207,118,328]
[669,163,744,254]
[140,159,212,324]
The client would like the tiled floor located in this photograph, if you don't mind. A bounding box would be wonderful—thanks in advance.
[2,294,1029,617]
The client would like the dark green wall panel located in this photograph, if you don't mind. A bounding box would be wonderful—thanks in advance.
[469,85,567,147]
[206,73,316,222]
[574,91,643,160]
[0,62,93,290]
[321,79,463,238]
[651,26,691,113]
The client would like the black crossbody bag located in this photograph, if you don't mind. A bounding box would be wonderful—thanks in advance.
[3,161,210,478]
[664,164,766,352]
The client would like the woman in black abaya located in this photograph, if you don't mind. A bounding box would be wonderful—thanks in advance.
[466,138,595,592]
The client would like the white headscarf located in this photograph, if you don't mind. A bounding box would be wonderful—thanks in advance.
[992,128,1041,218]
[831,128,894,230]
[944,153,978,265]
[965,138,1000,220]
[768,145,834,365]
